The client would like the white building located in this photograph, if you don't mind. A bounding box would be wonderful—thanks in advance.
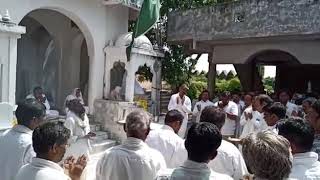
[0,0,162,112]
[0,0,164,142]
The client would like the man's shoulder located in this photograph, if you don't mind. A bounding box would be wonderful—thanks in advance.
[228,101,238,107]
[210,170,233,180]
[218,140,242,156]
[1,129,32,145]
[17,163,70,180]
[170,93,178,98]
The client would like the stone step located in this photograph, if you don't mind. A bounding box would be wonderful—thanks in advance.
[90,123,102,132]
[90,131,109,142]
[90,139,116,154]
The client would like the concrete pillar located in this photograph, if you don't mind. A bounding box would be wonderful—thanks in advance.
[155,60,162,116]
[0,24,25,106]
[88,42,105,113]
[125,60,135,102]
[207,53,216,99]
[150,60,162,116]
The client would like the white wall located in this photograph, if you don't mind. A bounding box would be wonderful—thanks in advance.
[0,0,129,112]
[0,24,25,106]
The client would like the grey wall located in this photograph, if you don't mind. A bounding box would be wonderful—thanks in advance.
[17,10,89,110]
[17,17,60,104]
[168,0,320,42]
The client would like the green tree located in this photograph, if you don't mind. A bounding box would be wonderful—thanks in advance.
[263,76,275,94]
[130,0,231,89]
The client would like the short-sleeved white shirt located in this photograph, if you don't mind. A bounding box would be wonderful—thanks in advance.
[215,101,239,136]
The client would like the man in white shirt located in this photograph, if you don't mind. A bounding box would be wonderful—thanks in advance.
[165,122,232,180]
[96,110,167,180]
[168,84,192,138]
[16,121,87,180]
[278,118,320,179]
[278,90,298,118]
[233,93,245,116]
[26,86,59,118]
[214,91,238,137]
[146,110,187,168]
[201,106,248,179]
[192,90,214,123]
[262,102,286,134]
[302,97,317,118]
[0,99,45,180]
[240,94,273,138]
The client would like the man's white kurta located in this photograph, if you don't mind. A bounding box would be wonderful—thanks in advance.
[0,125,35,180]
[285,101,298,118]
[64,111,91,159]
[167,160,233,180]
[289,152,320,180]
[26,94,59,118]
[15,158,71,180]
[240,107,267,138]
[168,93,192,138]
[214,101,238,136]
[192,100,214,123]
[146,125,187,168]
[208,140,248,180]
[96,137,167,180]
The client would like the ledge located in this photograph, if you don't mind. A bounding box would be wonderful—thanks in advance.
[168,0,320,43]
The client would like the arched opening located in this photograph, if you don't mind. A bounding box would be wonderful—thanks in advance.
[135,64,153,112]
[242,50,301,93]
[17,9,89,113]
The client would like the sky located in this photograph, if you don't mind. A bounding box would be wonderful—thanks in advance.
[195,54,276,78]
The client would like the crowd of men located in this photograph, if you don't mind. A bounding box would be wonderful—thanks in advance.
[1,84,320,180]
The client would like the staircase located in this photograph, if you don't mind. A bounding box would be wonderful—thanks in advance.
[85,119,117,180]
[160,90,172,114]
[89,122,116,155]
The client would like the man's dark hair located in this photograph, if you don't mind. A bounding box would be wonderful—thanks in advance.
[303,97,317,106]
[165,110,184,124]
[263,102,286,119]
[278,89,291,98]
[278,117,315,152]
[311,100,320,115]
[32,121,70,155]
[185,122,222,163]
[15,98,46,127]
[200,106,226,130]
[33,86,43,94]
[221,91,231,97]
[256,94,273,107]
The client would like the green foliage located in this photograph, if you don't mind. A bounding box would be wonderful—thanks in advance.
[136,64,153,82]
[226,71,235,80]
[187,72,207,100]
[263,77,275,94]
[131,0,233,89]
[161,45,199,90]
[216,77,242,93]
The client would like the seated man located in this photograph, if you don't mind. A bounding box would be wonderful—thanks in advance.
[146,110,187,168]
[27,86,59,118]
[15,121,87,180]
[242,131,292,180]
[262,102,286,133]
[0,99,45,180]
[96,110,166,180]
[278,117,320,179]
[200,106,248,180]
[168,122,232,180]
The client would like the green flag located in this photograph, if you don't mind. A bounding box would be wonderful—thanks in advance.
[126,0,161,61]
